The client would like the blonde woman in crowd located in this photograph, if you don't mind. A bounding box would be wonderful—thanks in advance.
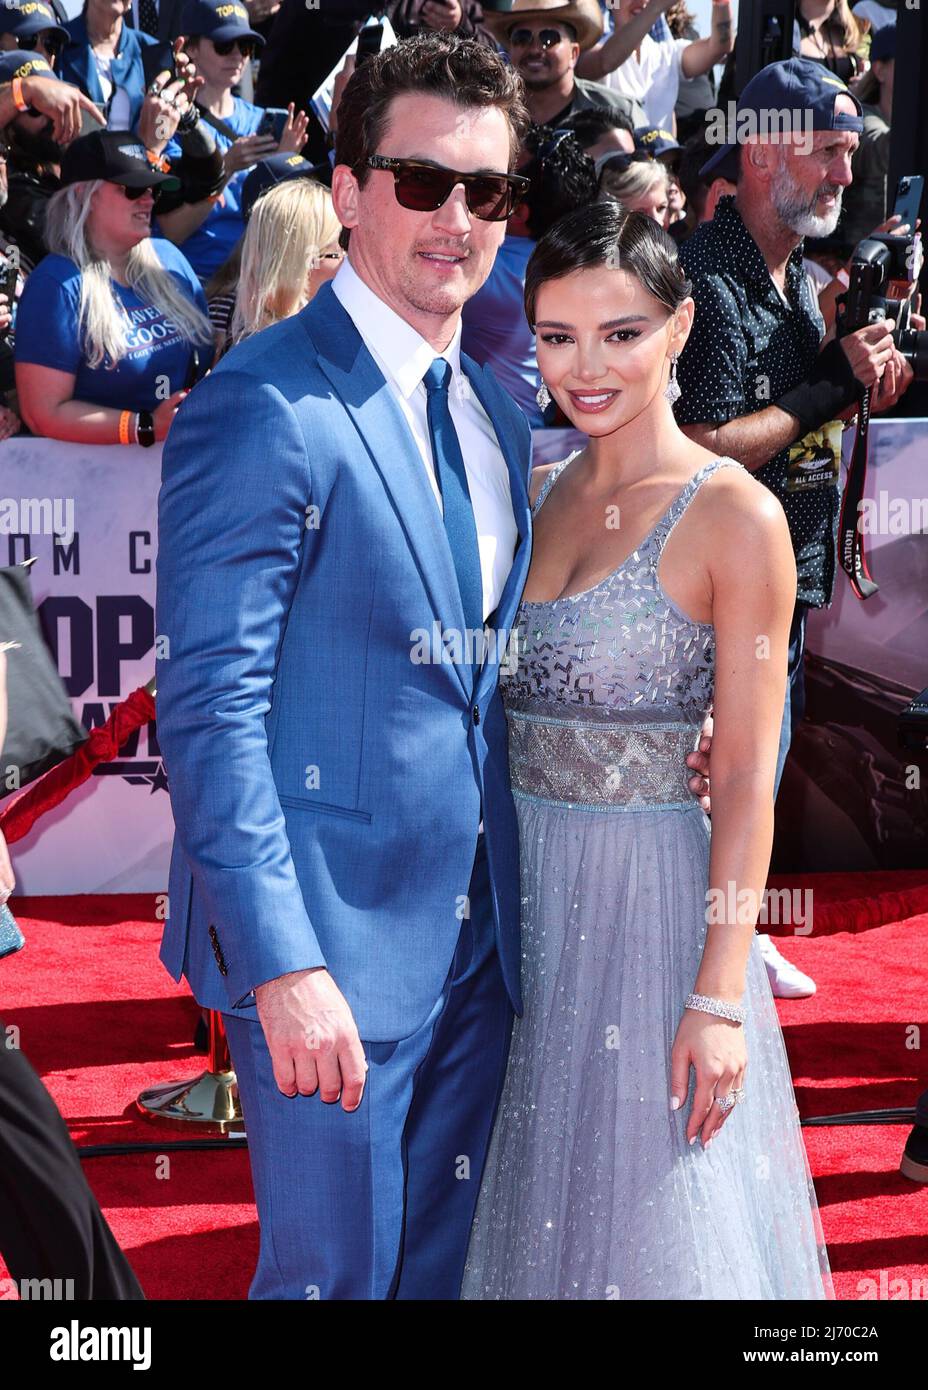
[208,156,342,358]
[598,150,671,225]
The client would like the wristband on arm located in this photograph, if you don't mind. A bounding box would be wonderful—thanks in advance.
[774,336,861,438]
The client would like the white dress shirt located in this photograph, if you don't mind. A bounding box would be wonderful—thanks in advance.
[602,35,690,132]
[330,255,517,626]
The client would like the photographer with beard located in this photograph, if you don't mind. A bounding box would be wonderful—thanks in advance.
[674,59,921,1000]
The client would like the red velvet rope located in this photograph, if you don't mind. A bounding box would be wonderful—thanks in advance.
[0,687,156,844]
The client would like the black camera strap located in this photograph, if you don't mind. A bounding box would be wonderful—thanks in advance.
[837,387,879,600]
[194,103,241,144]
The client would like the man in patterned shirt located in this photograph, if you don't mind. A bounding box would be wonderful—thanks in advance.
[674,59,917,997]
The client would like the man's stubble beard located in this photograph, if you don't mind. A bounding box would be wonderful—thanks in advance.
[771,159,844,238]
[399,259,479,320]
[515,65,558,93]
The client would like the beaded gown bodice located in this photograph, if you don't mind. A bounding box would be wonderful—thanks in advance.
[500,452,745,812]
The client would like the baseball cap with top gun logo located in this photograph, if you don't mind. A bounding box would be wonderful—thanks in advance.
[0,2,68,44]
[700,57,864,181]
[179,0,265,46]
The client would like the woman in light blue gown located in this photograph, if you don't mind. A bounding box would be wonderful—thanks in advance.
[462,205,834,1301]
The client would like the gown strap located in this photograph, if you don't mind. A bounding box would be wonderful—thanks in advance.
[530,449,583,517]
[649,456,746,558]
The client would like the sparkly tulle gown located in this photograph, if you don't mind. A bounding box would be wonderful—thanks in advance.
[461,452,834,1301]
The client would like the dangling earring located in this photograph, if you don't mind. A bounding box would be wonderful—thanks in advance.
[536,381,551,410]
[664,351,681,405]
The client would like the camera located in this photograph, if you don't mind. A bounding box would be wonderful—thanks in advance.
[836,232,928,382]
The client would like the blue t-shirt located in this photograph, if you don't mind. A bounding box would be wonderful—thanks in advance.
[157,98,265,282]
[461,235,542,428]
[15,237,214,412]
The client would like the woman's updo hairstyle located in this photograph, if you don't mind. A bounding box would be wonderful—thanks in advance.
[524,202,692,333]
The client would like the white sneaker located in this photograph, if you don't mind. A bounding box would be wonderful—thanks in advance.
[755,933,817,999]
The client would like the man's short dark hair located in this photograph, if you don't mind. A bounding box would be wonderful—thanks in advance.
[678,124,740,215]
[334,32,532,247]
[520,123,598,240]
[558,107,635,150]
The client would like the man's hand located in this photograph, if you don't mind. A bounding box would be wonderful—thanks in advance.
[139,40,205,152]
[686,709,712,813]
[255,967,367,1110]
[872,343,916,412]
[276,102,309,156]
[246,0,281,22]
[20,76,104,145]
[421,0,463,31]
[839,318,897,391]
[222,131,278,177]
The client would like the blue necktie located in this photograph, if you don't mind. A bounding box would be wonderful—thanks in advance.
[422,357,484,685]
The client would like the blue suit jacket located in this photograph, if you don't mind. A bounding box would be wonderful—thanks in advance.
[156,278,534,1042]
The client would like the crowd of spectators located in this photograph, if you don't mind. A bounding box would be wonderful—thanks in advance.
[0,0,914,455]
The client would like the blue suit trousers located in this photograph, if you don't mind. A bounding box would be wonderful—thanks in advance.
[223,833,515,1299]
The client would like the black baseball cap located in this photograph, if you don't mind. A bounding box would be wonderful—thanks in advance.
[870,24,895,64]
[700,57,864,179]
[59,130,181,192]
[0,2,68,43]
[241,153,328,220]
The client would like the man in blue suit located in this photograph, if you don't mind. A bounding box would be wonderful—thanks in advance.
[157,29,708,1300]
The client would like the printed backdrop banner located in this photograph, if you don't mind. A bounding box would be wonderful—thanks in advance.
[2,423,927,892]
[1,438,170,893]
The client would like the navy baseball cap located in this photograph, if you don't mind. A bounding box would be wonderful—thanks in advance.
[241,153,328,220]
[634,126,680,163]
[700,57,864,179]
[869,24,895,64]
[0,2,68,42]
[60,130,181,191]
[0,49,60,89]
[179,0,265,45]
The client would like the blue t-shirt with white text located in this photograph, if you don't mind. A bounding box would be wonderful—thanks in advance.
[15,237,213,412]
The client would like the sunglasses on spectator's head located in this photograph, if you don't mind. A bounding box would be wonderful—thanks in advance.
[211,37,257,57]
[359,156,530,222]
[599,151,653,177]
[16,32,64,58]
[509,27,567,49]
[535,128,574,165]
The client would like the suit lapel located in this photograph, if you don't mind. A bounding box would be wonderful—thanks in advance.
[301,281,535,707]
[463,358,534,708]
[303,281,473,697]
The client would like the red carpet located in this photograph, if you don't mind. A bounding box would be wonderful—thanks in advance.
[1,877,927,1300]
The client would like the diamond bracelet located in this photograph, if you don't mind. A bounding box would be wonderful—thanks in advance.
[685,992,746,1025]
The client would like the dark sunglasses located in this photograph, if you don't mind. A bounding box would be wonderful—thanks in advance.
[120,183,162,204]
[211,37,257,57]
[599,151,654,177]
[509,27,566,49]
[16,32,64,58]
[360,155,530,222]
